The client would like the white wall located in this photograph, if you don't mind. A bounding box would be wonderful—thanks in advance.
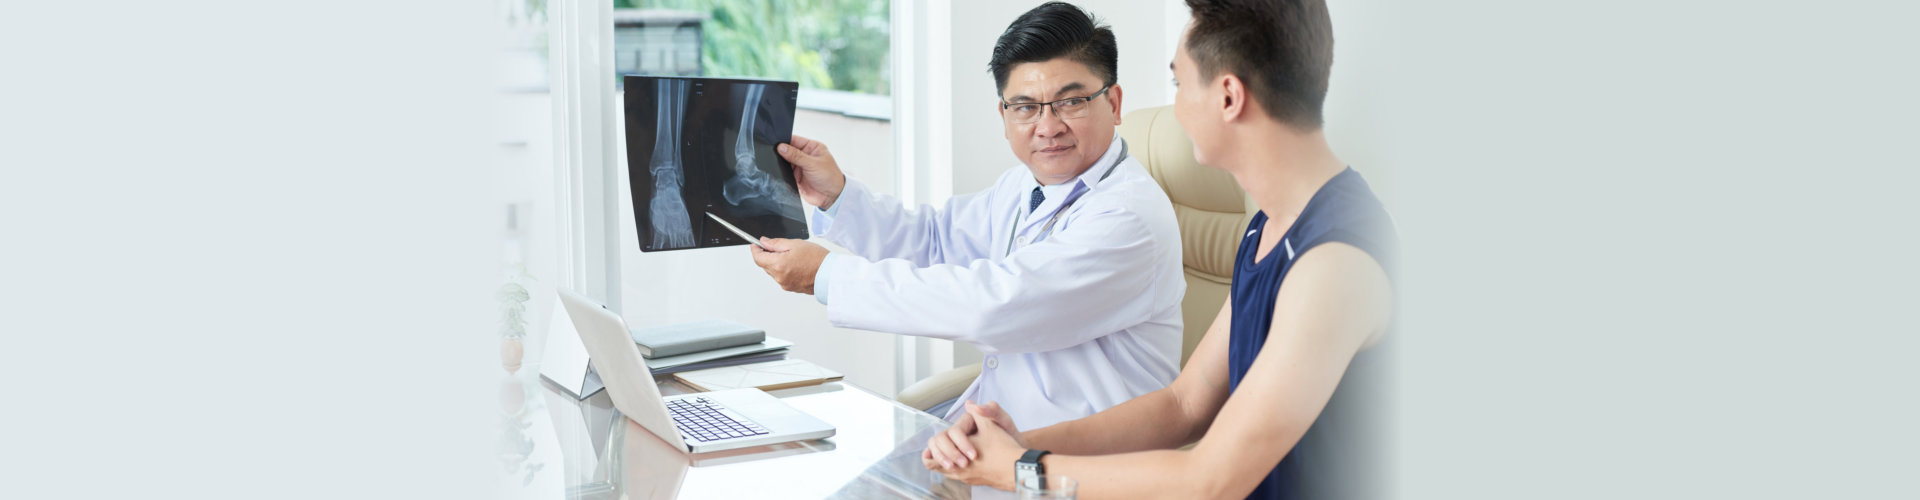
[1320,1,1401,206]
[619,107,901,395]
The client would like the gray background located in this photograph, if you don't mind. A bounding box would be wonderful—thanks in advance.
[1360,1,1920,497]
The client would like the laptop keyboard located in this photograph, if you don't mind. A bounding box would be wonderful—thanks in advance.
[666,396,771,443]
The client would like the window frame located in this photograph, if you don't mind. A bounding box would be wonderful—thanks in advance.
[548,0,625,310]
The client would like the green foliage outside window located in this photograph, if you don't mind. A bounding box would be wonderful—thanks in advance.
[626,0,890,95]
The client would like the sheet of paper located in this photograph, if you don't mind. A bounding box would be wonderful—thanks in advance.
[674,358,844,392]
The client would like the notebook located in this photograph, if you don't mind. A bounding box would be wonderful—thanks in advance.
[631,319,765,358]
[646,337,794,375]
[652,350,788,376]
[674,359,844,393]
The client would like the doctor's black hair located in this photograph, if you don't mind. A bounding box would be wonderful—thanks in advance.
[988,2,1118,97]
[1182,0,1334,130]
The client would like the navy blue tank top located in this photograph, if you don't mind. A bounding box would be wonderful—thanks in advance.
[1228,167,1396,500]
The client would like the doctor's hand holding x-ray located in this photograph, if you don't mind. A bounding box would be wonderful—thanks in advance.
[746,135,841,294]
[745,2,1187,432]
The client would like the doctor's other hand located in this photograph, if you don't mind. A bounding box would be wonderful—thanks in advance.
[749,237,828,295]
[935,401,1027,491]
[777,134,846,210]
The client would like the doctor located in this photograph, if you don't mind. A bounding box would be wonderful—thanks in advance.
[749,2,1185,431]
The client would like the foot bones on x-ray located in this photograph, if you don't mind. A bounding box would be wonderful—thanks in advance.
[720,84,804,221]
[647,80,695,248]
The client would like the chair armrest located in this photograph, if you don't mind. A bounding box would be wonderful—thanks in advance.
[895,363,983,412]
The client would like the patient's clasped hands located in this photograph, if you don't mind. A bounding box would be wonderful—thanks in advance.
[923,401,1027,491]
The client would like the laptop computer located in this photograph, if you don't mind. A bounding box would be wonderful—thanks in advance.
[558,288,836,453]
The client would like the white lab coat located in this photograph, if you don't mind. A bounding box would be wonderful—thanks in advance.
[810,137,1185,430]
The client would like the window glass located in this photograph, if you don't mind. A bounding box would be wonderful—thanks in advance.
[617,0,890,95]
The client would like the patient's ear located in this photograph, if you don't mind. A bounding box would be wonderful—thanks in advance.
[1219,74,1246,123]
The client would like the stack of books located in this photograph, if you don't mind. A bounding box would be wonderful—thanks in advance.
[631,319,790,376]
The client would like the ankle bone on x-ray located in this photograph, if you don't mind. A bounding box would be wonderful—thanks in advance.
[648,80,695,248]
[721,84,802,218]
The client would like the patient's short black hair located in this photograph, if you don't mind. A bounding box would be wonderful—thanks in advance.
[988,2,1118,97]
[1184,0,1334,129]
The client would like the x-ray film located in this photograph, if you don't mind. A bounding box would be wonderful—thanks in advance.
[625,76,808,252]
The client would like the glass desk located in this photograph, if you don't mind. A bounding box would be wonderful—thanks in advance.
[500,364,1004,499]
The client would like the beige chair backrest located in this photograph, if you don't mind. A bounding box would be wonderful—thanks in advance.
[1117,105,1255,367]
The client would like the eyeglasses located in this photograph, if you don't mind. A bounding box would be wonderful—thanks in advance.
[1000,85,1111,124]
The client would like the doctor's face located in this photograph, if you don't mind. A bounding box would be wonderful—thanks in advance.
[998,58,1123,185]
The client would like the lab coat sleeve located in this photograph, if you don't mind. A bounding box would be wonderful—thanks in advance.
[812,253,839,305]
[819,204,1173,354]
[809,177,1001,267]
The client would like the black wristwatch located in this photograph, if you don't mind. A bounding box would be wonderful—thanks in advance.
[1016,448,1051,490]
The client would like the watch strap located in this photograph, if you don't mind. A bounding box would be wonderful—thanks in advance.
[1016,449,1051,489]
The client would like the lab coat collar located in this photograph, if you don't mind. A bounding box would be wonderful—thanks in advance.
[1073,133,1127,191]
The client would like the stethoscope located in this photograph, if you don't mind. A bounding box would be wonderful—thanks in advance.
[1004,139,1130,257]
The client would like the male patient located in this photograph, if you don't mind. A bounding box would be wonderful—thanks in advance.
[927,1,1398,498]
[748,2,1184,430]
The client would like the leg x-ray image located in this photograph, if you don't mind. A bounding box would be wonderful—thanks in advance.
[625,76,807,252]
[645,78,696,249]
[721,84,806,217]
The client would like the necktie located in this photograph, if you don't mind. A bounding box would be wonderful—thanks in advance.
[1029,186,1045,213]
